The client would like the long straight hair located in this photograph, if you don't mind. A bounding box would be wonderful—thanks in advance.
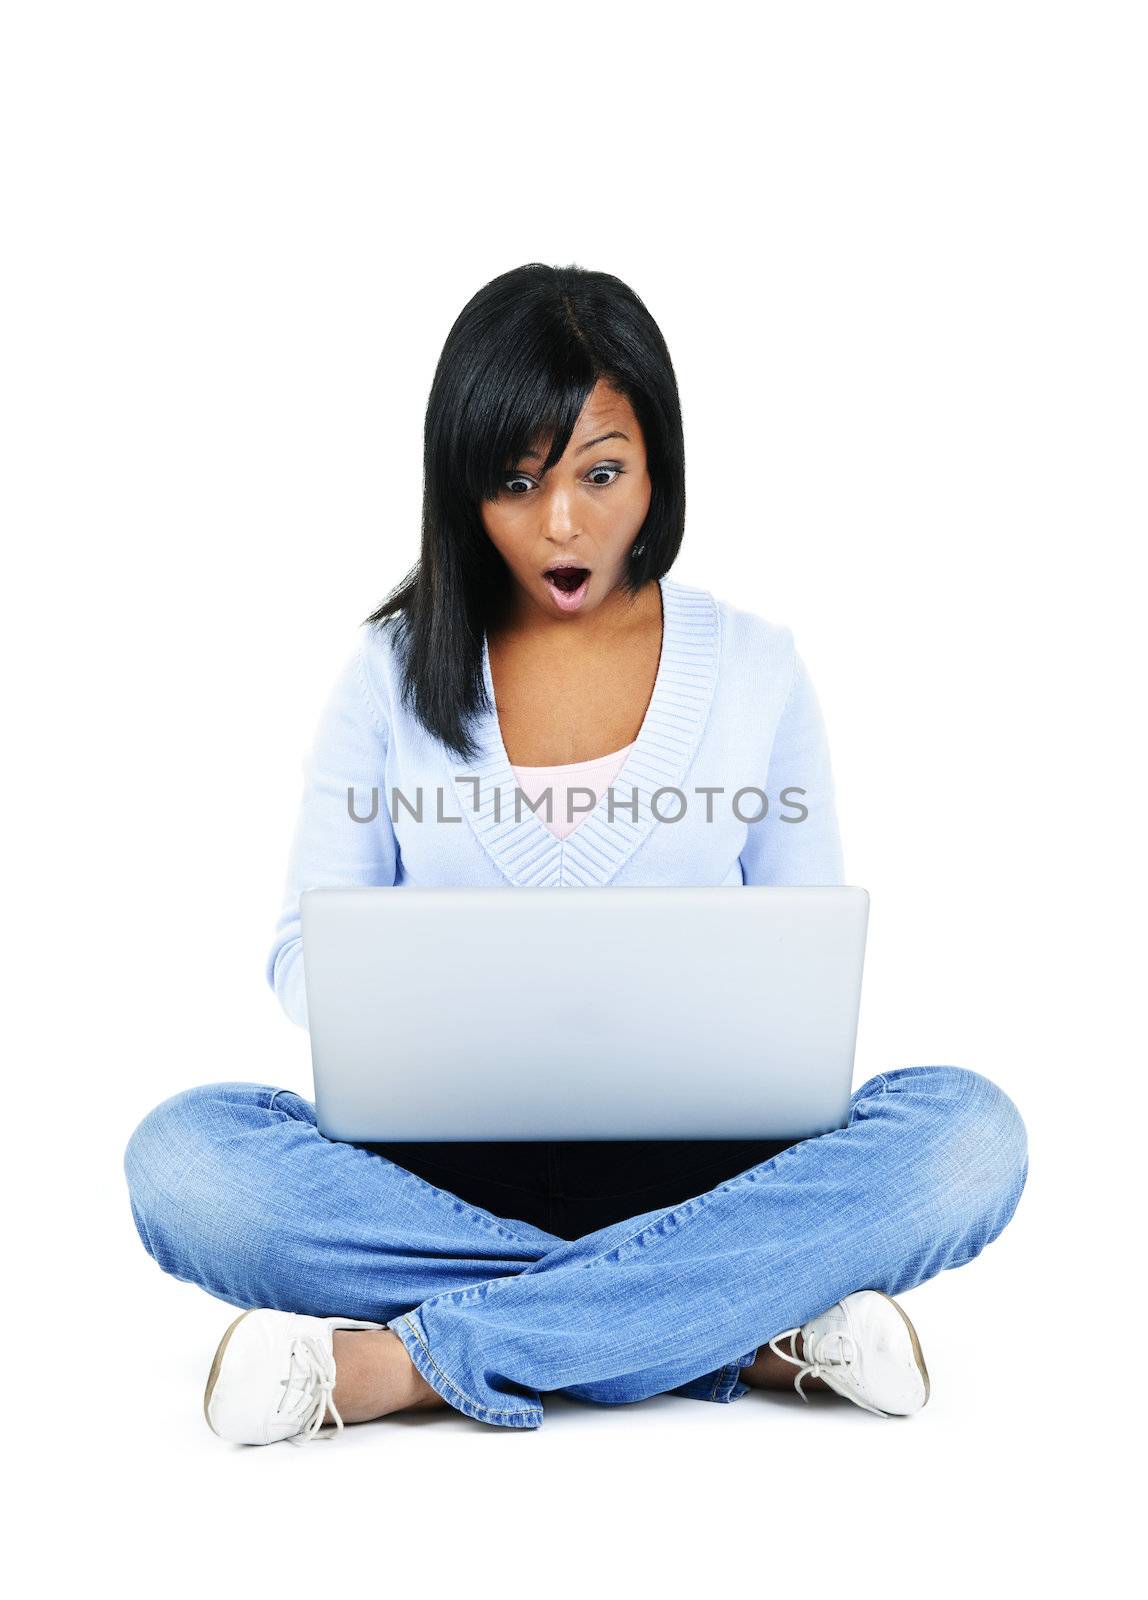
[366,262,686,761]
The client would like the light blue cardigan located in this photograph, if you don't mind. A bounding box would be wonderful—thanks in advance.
[268,575,845,1028]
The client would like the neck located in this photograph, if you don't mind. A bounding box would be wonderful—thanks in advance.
[493,575,661,650]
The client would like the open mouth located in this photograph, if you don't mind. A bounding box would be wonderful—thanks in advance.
[543,564,592,610]
[545,564,590,592]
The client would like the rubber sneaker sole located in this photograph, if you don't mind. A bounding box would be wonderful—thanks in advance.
[203,1309,254,1434]
[874,1290,931,1407]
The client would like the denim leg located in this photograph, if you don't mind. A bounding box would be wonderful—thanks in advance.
[123,1081,567,1428]
[387,1066,1028,1426]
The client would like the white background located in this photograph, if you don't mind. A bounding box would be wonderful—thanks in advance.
[4,2,1143,1593]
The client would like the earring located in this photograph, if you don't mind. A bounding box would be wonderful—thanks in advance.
[631,540,645,557]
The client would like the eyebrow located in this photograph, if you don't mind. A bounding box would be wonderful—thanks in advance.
[519,430,630,462]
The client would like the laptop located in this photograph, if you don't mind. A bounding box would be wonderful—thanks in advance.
[300,884,869,1142]
[300,884,869,1143]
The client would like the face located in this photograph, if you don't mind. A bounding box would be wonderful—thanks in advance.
[480,379,653,623]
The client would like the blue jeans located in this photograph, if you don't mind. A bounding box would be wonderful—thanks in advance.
[123,1065,1028,1429]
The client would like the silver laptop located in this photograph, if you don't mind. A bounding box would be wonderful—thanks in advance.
[300,885,869,1143]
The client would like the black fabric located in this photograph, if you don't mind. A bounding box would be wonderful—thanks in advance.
[361,1137,797,1240]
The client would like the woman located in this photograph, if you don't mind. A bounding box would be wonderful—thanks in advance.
[124,262,1028,1445]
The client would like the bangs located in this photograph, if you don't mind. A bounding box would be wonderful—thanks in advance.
[451,329,604,505]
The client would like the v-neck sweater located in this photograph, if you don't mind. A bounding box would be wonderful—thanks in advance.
[268,574,845,1029]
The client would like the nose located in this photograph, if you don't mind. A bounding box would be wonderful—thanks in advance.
[541,481,578,542]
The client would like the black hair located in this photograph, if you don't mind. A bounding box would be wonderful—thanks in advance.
[365,261,686,761]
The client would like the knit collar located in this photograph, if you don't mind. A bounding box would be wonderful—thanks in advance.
[449,575,721,887]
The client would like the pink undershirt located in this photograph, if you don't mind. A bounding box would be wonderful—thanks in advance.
[510,742,636,841]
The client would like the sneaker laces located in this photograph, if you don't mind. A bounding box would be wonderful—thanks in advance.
[767,1326,869,1407]
[277,1335,344,1446]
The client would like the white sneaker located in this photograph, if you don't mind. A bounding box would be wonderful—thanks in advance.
[767,1290,931,1417]
[204,1309,385,1445]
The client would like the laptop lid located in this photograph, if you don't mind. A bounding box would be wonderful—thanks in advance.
[300,884,868,1143]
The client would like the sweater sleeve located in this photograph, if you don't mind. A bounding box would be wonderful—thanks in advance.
[738,646,846,887]
[266,635,399,1029]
